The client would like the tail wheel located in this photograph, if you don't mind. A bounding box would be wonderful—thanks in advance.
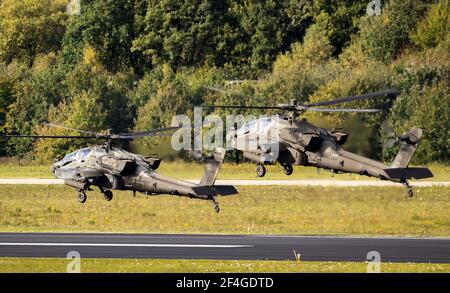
[283,164,293,176]
[103,190,113,201]
[407,189,414,197]
[78,192,87,203]
[256,164,266,177]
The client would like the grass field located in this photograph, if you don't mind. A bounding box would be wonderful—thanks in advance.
[0,185,448,236]
[0,258,448,273]
[0,161,448,181]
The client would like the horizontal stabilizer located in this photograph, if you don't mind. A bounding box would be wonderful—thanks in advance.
[384,168,433,180]
[192,185,239,197]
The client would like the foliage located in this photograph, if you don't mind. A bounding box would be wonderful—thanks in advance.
[0,0,68,65]
[411,0,450,49]
[359,0,429,62]
[61,0,140,73]
[4,57,66,155]
[0,0,447,163]
[33,47,136,161]
[133,65,224,149]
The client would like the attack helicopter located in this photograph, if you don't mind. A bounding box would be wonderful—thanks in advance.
[205,88,433,197]
[1,124,238,212]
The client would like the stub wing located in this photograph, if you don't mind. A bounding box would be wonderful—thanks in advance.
[384,167,433,180]
[192,185,239,197]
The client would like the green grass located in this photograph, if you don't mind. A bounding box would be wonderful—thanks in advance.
[0,161,448,181]
[0,258,448,273]
[0,185,449,236]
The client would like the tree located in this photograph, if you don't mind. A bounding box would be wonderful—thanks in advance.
[133,66,224,148]
[385,82,449,163]
[0,73,14,156]
[33,47,136,161]
[308,0,367,55]
[0,0,67,66]
[359,0,429,62]
[3,55,67,156]
[61,0,141,73]
[412,0,450,49]
[132,0,228,70]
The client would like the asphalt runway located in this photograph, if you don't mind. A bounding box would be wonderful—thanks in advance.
[0,178,448,187]
[0,233,449,263]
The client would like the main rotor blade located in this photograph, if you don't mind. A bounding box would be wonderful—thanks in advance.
[0,134,104,139]
[119,126,181,139]
[306,108,382,113]
[43,123,100,136]
[305,89,399,107]
[203,105,281,110]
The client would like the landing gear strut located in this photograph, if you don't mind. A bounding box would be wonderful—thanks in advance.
[256,164,266,177]
[78,190,87,203]
[210,197,220,213]
[402,180,414,197]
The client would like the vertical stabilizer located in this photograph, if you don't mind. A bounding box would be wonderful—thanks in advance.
[199,148,226,186]
[391,127,422,168]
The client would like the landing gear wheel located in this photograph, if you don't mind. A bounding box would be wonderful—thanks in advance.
[402,180,414,198]
[78,191,87,203]
[256,164,266,177]
[103,190,113,201]
[282,164,293,176]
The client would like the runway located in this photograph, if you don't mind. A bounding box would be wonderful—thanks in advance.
[0,178,448,187]
[0,233,449,263]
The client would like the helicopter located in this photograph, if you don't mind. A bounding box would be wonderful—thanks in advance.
[1,123,238,213]
[205,88,433,197]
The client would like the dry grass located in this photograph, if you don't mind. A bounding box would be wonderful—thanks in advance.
[0,258,448,273]
[0,161,448,181]
[0,185,448,236]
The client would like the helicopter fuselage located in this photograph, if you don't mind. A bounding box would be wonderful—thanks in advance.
[52,145,236,209]
[230,117,432,187]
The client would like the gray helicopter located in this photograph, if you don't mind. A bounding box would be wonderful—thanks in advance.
[2,124,238,212]
[206,88,433,197]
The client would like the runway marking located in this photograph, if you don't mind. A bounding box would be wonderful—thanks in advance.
[0,242,253,248]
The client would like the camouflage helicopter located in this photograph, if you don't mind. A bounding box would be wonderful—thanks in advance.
[2,124,238,212]
[205,88,433,197]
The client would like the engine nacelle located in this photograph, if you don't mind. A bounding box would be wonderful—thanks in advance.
[279,128,322,149]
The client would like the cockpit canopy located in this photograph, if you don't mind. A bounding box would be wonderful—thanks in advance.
[60,148,92,165]
[236,117,274,136]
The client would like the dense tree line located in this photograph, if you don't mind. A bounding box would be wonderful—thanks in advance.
[0,0,448,163]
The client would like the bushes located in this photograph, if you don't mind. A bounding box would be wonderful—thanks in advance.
[385,82,449,163]
[412,0,450,49]
[0,0,68,65]
[0,0,448,164]
[133,65,225,149]
[359,0,429,62]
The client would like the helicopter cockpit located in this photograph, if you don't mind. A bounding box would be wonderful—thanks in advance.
[59,148,92,166]
[236,117,274,136]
